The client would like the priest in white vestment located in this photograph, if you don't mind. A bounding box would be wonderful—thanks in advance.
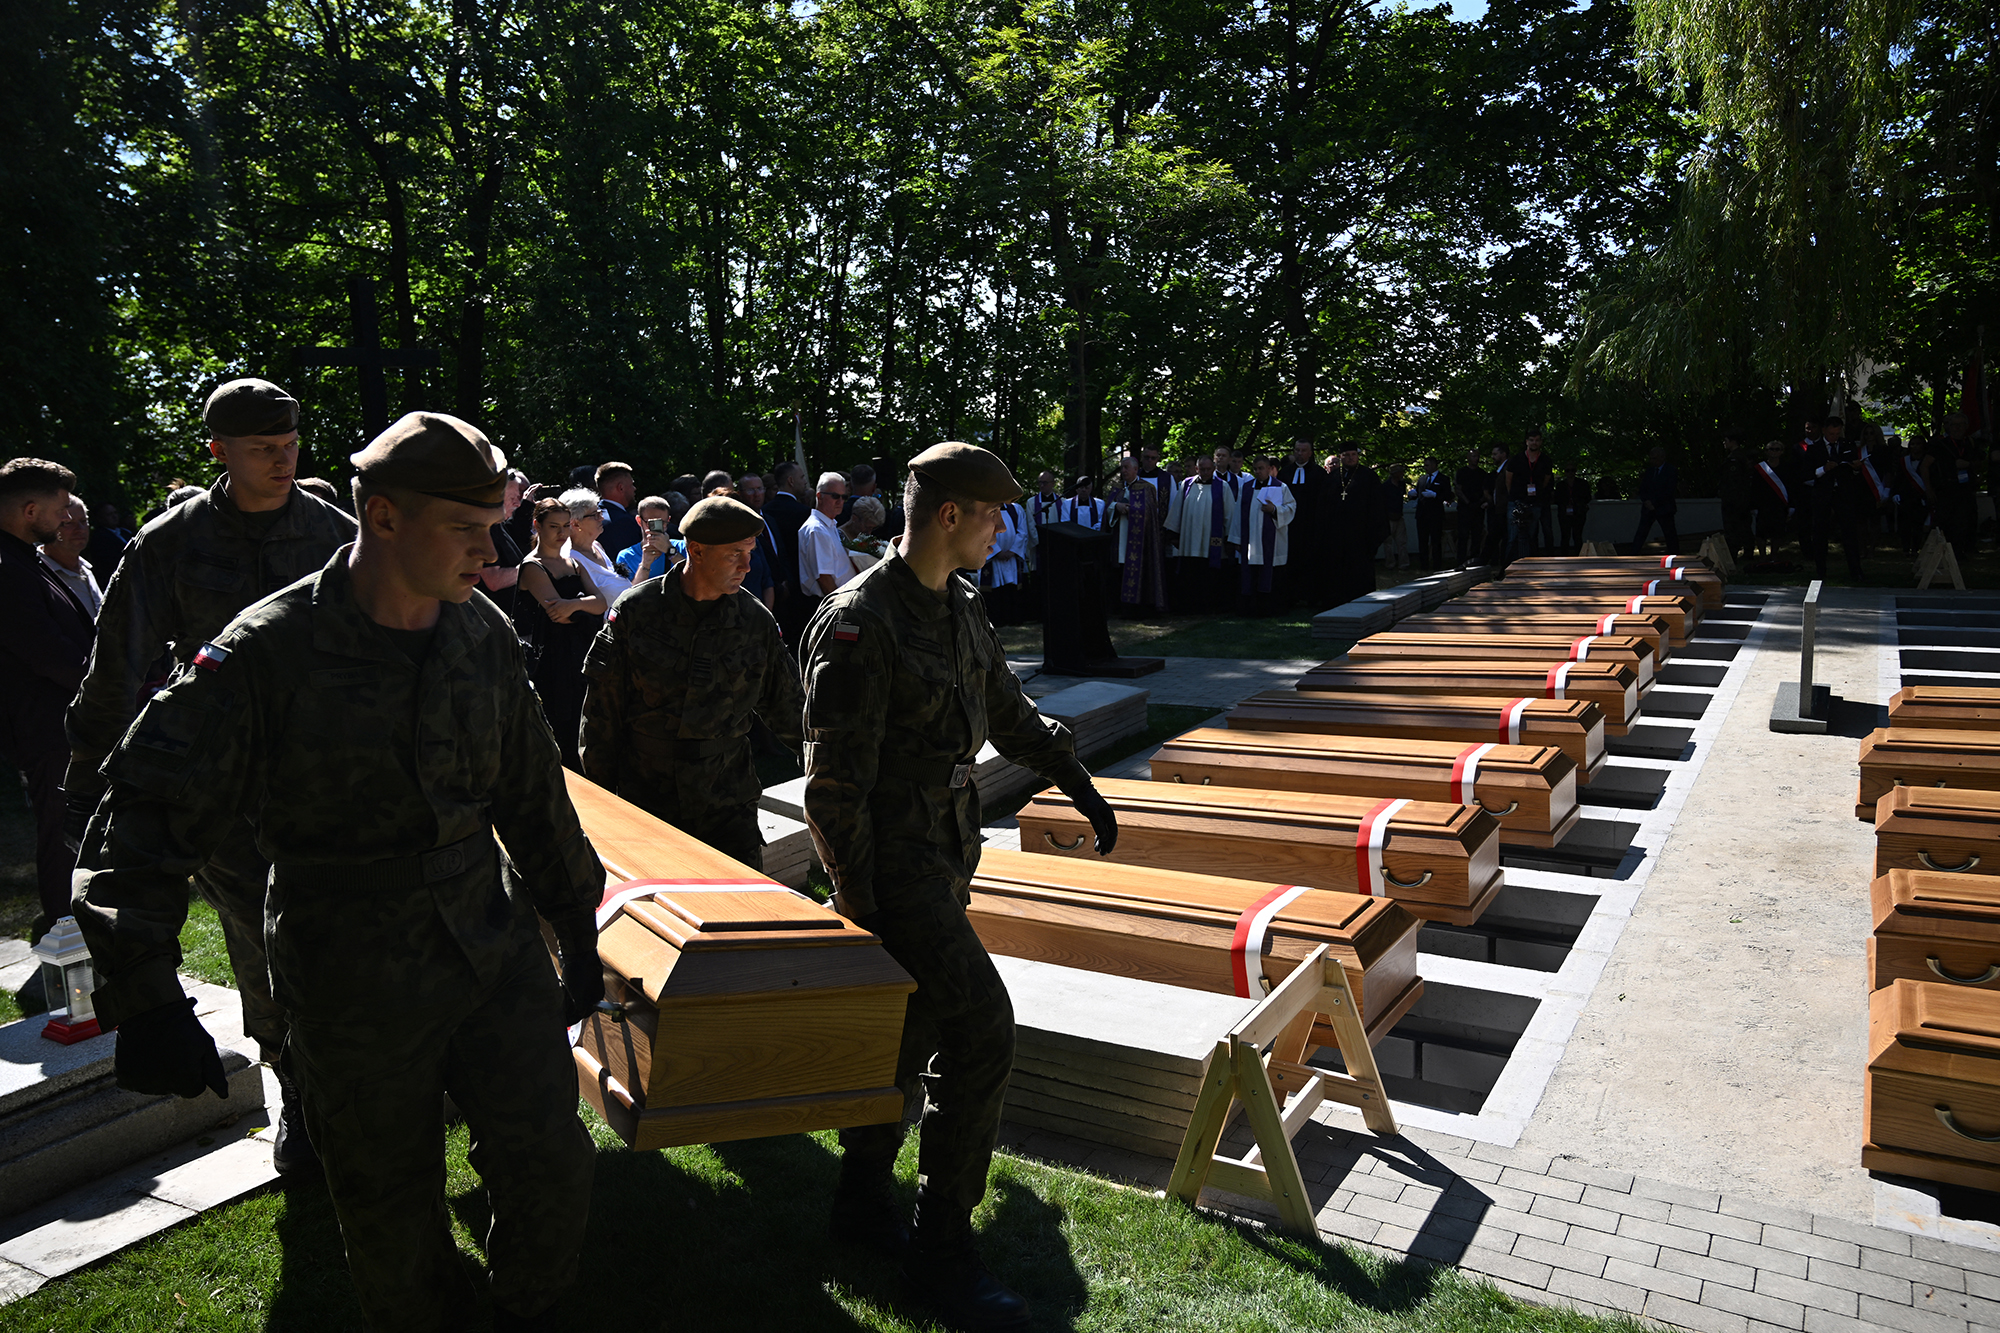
[1165,452,1240,612]
[980,499,1031,624]
[1236,455,1296,615]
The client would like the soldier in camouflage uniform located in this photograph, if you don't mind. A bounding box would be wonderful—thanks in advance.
[64,378,356,1173]
[803,442,1118,1333]
[580,495,803,868]
[73,413,603,1333]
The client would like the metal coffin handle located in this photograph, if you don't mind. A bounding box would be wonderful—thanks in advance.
[1167,774,1212,785]
[1477,800,1521,817]
[1043,831,1087,851]
[1919,851,1981,872]
[1927,956,2000,986]
[1383,868,1433,889]
[1936,1105,2000,1144]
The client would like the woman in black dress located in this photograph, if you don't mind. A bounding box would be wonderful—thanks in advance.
[517,496,606,769]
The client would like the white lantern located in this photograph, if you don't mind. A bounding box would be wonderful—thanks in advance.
[31,916,102,1045]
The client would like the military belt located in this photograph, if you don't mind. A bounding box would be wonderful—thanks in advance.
[273,826,496,894]
[888,755,978,789]
[670,737,736,759]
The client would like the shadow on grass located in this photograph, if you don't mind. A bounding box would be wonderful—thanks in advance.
[1239,1224,1442,1315]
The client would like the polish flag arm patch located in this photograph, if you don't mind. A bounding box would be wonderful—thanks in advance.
[832,622,862,643]
[193,643,230,671]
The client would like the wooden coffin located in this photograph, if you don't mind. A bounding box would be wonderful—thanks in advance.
[1226,689,1607,785]
[1297,658,1642,736]
[563,772,916,1150]
[1856,728,2000,820]
[1016,777,1505,925]
[1149,727,1580,848]
[1346,632,1655,691]
[1886,686,2000,734]
[1873,786,2000,878]
[1394,611,1673,665]
[1863,979,2000,1192]
[1506,556,1724,605]
[1500,569,1721,611]
[965,848,1425,1047]
[1439,590,1697,646]
[1870,871,2000,994]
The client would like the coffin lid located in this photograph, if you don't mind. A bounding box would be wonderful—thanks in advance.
[1303,659,1638,687]
[1871,979,2000,1081]
[1862,727,2000,761]
[1872,870,2000,941]
[1358,633,1650,654]
[1231,690,1603,726]
[1026,776,1493,838]
[1876,785,2000,831]
[1156,727,1567,775]
[972,847,1388,933]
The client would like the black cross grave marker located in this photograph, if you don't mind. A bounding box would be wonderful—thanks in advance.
[293,275,439,439]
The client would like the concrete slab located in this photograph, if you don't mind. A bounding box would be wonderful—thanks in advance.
[145,1136,277,1213]
[0,1195,193,1280]
[996,954,1255,1077]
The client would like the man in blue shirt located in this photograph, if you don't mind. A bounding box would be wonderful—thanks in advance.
[614,496,680,583]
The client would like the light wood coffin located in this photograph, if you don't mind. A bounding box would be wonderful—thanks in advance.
[1886,686,2000,734]
[1499,569,1722,611]
[1016,778,1505,925]
[563,772,916,1150]
[1863,979,2000,1192]
[1438,590,1697,646]
[1149,727,1580,848]
[1873,786,2000,879]
[1855,728,2000,820]
[964,848,1425,1048]
[1869,871,2000,994]
[1394,611,1673,665]
[1297,658,1642,736]
[1226,689,1607,785]
[1345,632,1656,691]
[1505,556,1724,606]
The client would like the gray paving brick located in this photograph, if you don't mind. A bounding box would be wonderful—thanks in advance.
[1319,1210,1382,1245]
[1724,1195,1819,1233]
[1646,1290,1753,1333]
[1915,1236,2000,1279]
[1862,1247,1970,1293]
[1499,1166,1588,1202]
[1927,1287,2000,1326]
[1409,1210,1483,1246]
[1756,1268,1859,1317]
[1633,1177,1724,1211]
[1374,1223,1422,1255]
[1814,1214,1913,1256]
[1565,1226,1661,1266]
[1678,1201,1766,1243]
[1659,1245,1758,1291]
[1858,1293,1972,1333]
[1765,1226,1863,1267]
[1469,1141,1555,1175]
[1621,1213,1718,1256]
[1347,1192,1438,1235]
[1547,1266,1651,1314]
[1531,1193,1627,1234]
[1808,1254,1915,1304]
[1451,1155,1507,1185]
[1343,1170,1407,1202]
[1431,1188,1492,1222]
[1469,1222,1521,1254]
[1704,1281,1808,1329]
[1803,1310,1879,1333]
[1589,1183,1674,1221]
[1514,1234,1610,1279]
[1459,1243,1555,1291]
[1480,1274,1563,1308]
[1967,1271,2000,1303]
[1547,1157,1637,1193]
[1606,1253,1700,1301]
[1393,1125,1476,1159]
[1482,1180,1543,1213]
[1482,1204,1571,1244]
[1408,1229,1474,1265]
[1713,1234,1810,1280]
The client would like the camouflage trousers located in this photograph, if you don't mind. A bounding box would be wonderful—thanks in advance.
[838,874,1015,1215]
[286,924,594,1331]
[201,816,284,1059]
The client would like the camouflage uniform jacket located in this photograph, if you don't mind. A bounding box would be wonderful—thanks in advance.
[800,553,1089,917]
[67,478,358,781]
[73,548,602,1029]
[579,567,804,813]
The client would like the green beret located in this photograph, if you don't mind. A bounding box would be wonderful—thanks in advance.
[204,378,300,437]
[908,441,1022,503]
[349,411,509,507]
[681,496,767,545]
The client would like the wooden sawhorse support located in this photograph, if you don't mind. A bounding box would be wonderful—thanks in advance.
[1917,528,1967,591]
[1168,944,1397,1234]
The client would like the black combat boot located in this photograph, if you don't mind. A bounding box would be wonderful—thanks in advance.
[271,1053,321,1179]
[829,1150,908,1258]
[903,1188,1031,1331]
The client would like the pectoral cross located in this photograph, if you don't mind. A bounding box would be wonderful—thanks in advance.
[293,275,440,439]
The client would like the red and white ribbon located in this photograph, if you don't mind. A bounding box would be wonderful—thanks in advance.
[1660,555,1678,569]
[1229,884,1310,997]
[1354,798,1410,896]
[1451,743,1496,804]
[1569,635,1600,661]
[1862,458,1889,503]
[1757,461,1790,506]
[1625,595,1647,614]
[1498,697,1533,743]
[1546,662,1576,698]
[1597,614,1619,634]
[1642,579,1666,594]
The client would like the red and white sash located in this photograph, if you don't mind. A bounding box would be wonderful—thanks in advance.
[1598,614,1621,634]
[1625,595,1647,614]
[1498,697,1533,743]
[1354,798,1410,896]
[1229,883,1311,997]
[1569,635,1602,661]
[1756,461,1789,507]
[1451,743,1496,804]
[1546,662,1576,698]
[1861,457,1889,503]
[1659,555,1679,569]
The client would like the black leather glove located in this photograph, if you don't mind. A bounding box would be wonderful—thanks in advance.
[553,914,605,1026]
[115,996,229,1100]
[1054,772,1119,856]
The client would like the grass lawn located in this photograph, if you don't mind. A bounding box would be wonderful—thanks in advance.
[0,1113,1649,1333]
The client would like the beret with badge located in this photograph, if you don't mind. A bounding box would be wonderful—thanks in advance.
[349,411,510,507]
[908,441,1022,503]
[680,495,767,545]
[204,378,300,438]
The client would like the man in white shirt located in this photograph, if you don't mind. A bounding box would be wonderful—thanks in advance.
[1236,455,1296,616]
[980,499,1030,624]
[798,471,852,599]
[1165,453,1238,612]
[38,496,102,619]
[1059,477,1106,529]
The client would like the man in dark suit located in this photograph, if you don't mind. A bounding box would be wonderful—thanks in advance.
[1281,439,1327,608]
[0,458,95,942]
[595,461,643,556]
[766,460,815,648]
